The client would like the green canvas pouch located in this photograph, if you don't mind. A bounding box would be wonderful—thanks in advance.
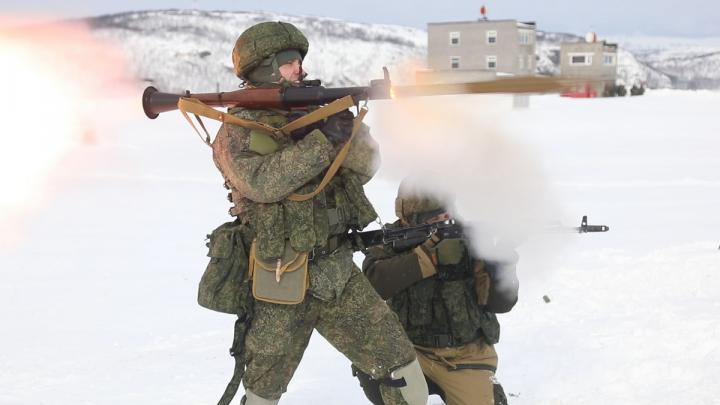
[198,221,251,314]
[436,239,464,265]
[249,240,308,305]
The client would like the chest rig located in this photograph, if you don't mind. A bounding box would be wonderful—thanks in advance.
[389,239,501,347]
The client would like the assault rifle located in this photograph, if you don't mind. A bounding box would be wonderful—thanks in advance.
[352,215,609,251]
[142,68,585,119]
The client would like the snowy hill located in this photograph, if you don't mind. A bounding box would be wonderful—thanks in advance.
[86,9,719,91]
[536,31,675,88]
[610,36,720,89]
[87,9,426,93]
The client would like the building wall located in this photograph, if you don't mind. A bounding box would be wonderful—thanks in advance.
[427,20,536,75]
[560,42,617,79]
[560,41,618,94]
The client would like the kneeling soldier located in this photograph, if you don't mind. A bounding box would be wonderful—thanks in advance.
[353,180,519,405]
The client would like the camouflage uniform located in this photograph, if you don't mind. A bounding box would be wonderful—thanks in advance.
[207,22,425,405]
[354,184,519,405]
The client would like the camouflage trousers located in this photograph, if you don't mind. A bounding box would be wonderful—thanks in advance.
[415,341,499,405]
[242,265,417,403]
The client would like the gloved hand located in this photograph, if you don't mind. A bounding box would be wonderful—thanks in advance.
[287,110,322,141]
[412,238,439,279]
[417,238,438,264]
[320,109,355,145]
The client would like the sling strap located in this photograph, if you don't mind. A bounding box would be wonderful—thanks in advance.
[177,95,356,145]
[217,313,252,405]
[286,106,367,202]
[177,95,367,202]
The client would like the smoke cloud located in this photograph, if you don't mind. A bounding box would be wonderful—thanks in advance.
[0,18,138,250]
[368,94,568,262]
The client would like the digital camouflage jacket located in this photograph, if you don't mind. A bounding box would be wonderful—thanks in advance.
[362,221,519,348]
[211,106,380,299]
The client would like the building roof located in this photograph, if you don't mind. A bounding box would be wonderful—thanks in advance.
[560,40,618,50]
[428,19,536,29]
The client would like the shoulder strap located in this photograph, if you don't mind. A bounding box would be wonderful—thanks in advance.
[178,97,282,147]
[177,95,368,203]
[177,95,357,141]
[278,96,355,134]
[286,106,368,202]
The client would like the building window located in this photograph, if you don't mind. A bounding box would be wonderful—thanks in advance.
[569,53,593,66]
[450,56,460,69]
[518,55,525,70]
[603,53,616,65]
[449,31,460,46]
[487,55,497,69]
[519,30,533,45]
[486,30,497,44]
[528,54,534,69]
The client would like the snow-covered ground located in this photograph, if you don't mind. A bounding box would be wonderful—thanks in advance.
[1,89,719,405]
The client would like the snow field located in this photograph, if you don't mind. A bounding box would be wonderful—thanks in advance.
[1,90,718,404]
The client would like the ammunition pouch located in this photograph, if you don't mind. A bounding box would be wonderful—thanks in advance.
[198,221,253,315]
[435,239,472,281]
[435,238,464,265]
[249,240,309,305]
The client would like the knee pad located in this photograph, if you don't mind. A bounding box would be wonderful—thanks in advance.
[241,389,280,405]
[390,359,428,405]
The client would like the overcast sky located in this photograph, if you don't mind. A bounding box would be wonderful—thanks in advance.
[2,0,718,37]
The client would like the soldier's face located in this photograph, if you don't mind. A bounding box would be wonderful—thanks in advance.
[278,59,302,83]
[425,212,451,224]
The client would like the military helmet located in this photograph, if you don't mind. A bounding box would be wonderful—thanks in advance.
[395,179,448,225]
[232,21,309,79]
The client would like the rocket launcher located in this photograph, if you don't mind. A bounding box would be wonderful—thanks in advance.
[142,68,586,119]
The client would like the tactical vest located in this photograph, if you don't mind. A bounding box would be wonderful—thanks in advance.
[212,107,377,259]
[387,245,501,348]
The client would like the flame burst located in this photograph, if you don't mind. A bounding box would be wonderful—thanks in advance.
[0,18,137,248]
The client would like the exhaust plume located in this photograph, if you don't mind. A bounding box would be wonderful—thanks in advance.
[369,94,567,262]
[0,17,138,249]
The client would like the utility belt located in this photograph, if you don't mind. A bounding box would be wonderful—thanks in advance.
[309,232,348,261]
[412,332,479,348]
[414,344,498,373]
